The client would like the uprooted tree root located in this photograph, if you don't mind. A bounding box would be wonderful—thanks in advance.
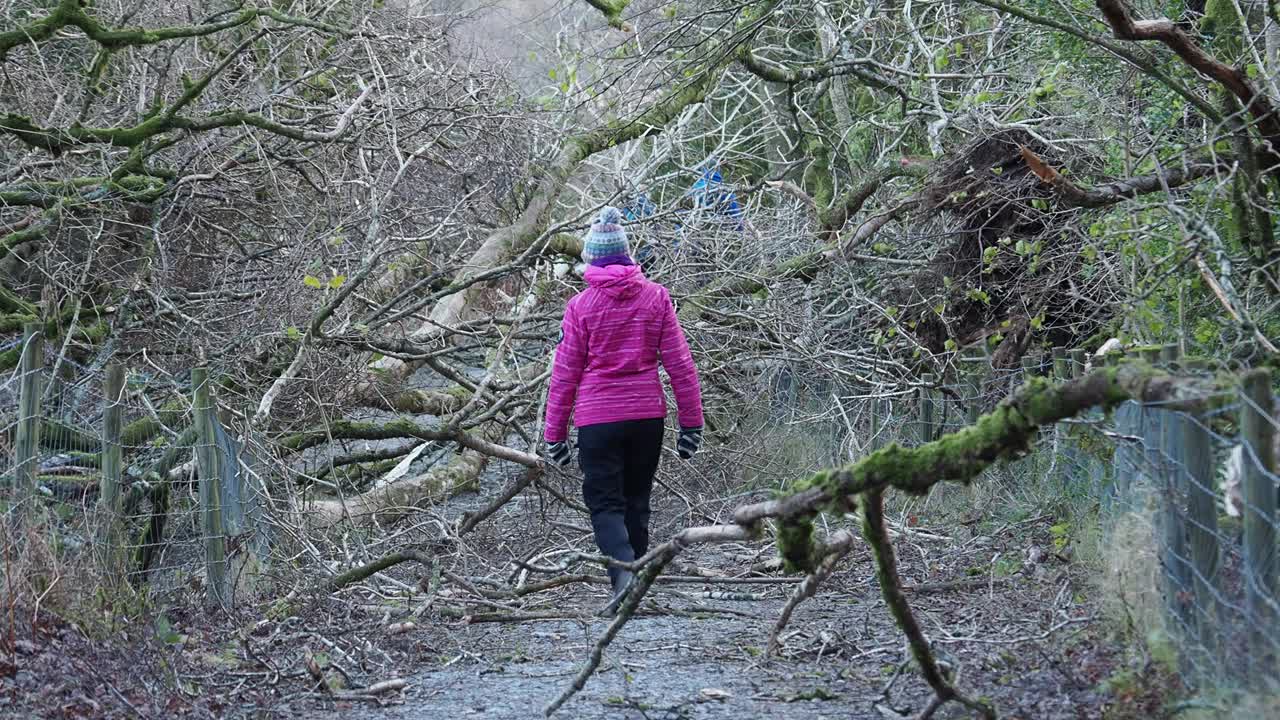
[543,360,1236,718]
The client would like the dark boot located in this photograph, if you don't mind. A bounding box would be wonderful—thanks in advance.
[597,568,635,617]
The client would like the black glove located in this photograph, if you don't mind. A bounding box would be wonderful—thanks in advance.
[677,427,703,460]
[545,440,572,467]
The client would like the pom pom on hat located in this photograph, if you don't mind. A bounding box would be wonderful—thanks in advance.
[582,205,631,264]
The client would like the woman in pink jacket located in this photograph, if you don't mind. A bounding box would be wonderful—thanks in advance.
[543,206,704,615]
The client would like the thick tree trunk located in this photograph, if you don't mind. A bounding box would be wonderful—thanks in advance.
[305,420,513,526]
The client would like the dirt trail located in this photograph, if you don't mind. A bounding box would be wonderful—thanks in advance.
[299,528,1112,720]
[4,456,1118,720]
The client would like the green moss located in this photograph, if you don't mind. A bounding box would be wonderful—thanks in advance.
[767,361,1207,524]
[776,516,816,573]
[0,285,36,314]
[0,313,36,333]
[119,399,185,446]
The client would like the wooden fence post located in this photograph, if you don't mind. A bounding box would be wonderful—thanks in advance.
[13,322,44,522]
[1050,348,1076,489]
[1069,349,1087,379]
[1179,363,1221,657]
[1240,369,1277,676]
[192,367,229,607]
[1113,405,1140,513]
[965,357,983,427]
[99,365,125,564]
[1021,354,1038,381]
[1135,347,1165,499]
[1157,345,1192,632]
[1052,347,1069,381]
[918,374,936,444]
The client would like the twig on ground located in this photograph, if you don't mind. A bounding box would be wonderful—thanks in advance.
[768,529,856,656]
[544,524,754,716]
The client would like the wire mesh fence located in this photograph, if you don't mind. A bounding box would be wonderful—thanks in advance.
[848,345,1280,702]
[4,318,1278,703]
[0,325,271,611]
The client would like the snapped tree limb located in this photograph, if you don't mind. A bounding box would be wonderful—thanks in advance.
[549,362,1241,716]
[1020,147,1227,208]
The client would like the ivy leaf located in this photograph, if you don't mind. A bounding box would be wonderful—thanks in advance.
[303,275,323,289]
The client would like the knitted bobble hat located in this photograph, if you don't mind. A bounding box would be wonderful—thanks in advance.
[581,206,631,264]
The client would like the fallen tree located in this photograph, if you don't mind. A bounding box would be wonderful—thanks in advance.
[547,359,1241,718]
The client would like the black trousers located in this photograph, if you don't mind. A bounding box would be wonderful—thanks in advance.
[577,418,664,582]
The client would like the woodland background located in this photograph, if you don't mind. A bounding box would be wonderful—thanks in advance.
[2,1,1279,718]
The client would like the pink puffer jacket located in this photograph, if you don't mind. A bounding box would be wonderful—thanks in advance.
[543,264,703,443]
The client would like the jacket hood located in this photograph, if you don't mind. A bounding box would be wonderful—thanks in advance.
[583,263,645,299]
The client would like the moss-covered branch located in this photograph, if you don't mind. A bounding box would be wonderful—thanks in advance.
[864,490,996,719]
[737,47,907,101]
[0,285,36,315]
[279,418,457,453]
[550,364,1242,718]
[733,362,1231,526]
[2,95,371,155]
[0,302,109,371]
[1020,148,1227,208]
[317,549,433,595]
[677,247,834,322]
[580,0,633,30]
[817,165,927,233]
[0,175,168,207]
[0,0,354,58]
